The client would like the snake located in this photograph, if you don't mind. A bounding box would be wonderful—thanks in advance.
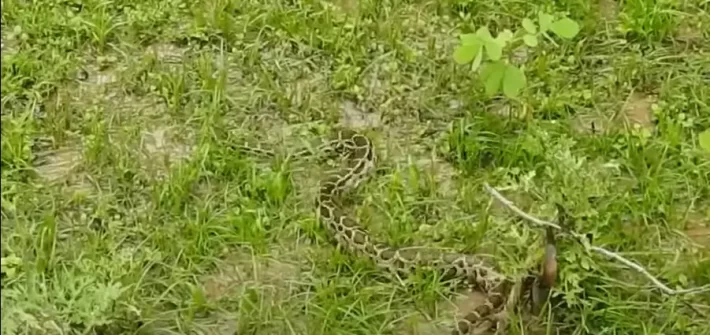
[238,128,558,334]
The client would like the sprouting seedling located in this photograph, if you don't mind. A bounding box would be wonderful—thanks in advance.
[453,11,581,99]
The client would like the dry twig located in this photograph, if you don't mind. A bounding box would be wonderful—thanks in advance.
[483,183,710,296]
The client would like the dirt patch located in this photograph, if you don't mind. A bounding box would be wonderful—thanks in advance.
[597,0,619,22]
[341,99,382,129]
[34,147,82,182]
[197,246,309,334]
[199,243,308,302]
[617,91,656,132]
[686,225,710,247]
[140,126,194,176]
[398,291,502,335]
[571,110,613,135]
[674,15,704,45]
[331,0,359,16]
[1,25,24,57]
[147,43,188,64]
[33,144,96,196]
[684,204,710,248]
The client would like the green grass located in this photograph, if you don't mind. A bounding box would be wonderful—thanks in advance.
[2,0,710,334]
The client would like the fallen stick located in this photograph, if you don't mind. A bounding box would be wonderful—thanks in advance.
[483,183,710,296]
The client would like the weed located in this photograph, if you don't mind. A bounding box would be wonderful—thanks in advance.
[2,0,709,334]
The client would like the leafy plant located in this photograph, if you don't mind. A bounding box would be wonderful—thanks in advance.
[454,11,580,99]
[699,128,710,153]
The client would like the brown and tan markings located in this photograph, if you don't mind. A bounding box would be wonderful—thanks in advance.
[237,128,559,334]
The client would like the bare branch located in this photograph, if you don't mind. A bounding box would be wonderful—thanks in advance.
[589,246,710,295]
[483,183,710,296]
[483,184,561,230]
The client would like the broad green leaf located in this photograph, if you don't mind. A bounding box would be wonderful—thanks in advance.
[522,18,537,34]
[550,18,580,39]
[484,40,503,61]
[470,46,483,71]
[523,34,538,47]
[476,26,493,41]
[453,43,481,64]
[502,64,526,98]
[481,61,506,96]
[459,33,478,45]
[496,29,513,44]
[699,129,710,152]
[538,12,554,32]
[474,26,503,60]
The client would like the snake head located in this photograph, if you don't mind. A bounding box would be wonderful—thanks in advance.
[530,227,558,315]
[541,228,558,288]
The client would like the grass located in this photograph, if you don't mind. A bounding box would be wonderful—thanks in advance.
[1,0,709,334]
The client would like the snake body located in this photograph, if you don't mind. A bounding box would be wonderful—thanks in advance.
[241,129,556,334]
